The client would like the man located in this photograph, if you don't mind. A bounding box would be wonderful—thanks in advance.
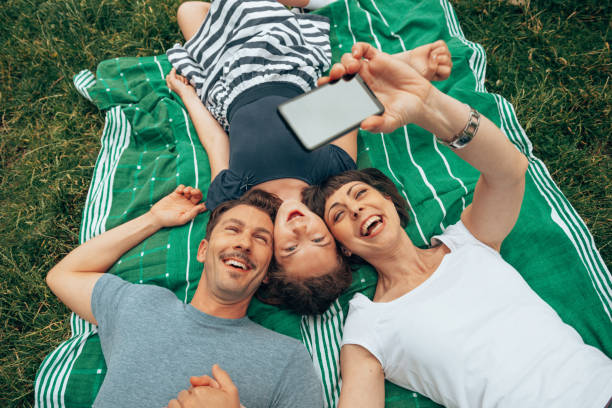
[46,185,323,408]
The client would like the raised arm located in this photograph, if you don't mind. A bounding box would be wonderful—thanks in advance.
[46,186,206,324]
[337,344,385,408]
[166,69,230,180]
[323,43,528,250]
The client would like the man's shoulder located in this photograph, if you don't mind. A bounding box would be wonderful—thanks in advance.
[243,318,303,348]
[238,319,311,366]
[94,274,177,311]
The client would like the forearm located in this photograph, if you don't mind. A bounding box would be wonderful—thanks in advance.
[50,212,162,275]
[46,211,162,323]
[419,87,528,183]
[178,91,230,179]
[276,0,309,7]
[420,87,528,248]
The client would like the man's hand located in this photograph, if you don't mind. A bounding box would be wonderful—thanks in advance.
[167,365,242,408]
[149,185,207,228]
[318,42,440,134]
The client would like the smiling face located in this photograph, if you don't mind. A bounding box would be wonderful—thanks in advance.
[324,181,404,260]
[273,199,340,280]
[197,204,274,303]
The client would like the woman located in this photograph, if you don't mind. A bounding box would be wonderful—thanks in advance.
[165,0,452,313]
[304,43,612,406]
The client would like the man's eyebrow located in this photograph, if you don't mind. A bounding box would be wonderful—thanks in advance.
[253,227,272,237]
[223,218,245,226]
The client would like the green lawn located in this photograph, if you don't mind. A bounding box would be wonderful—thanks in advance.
[0,0,609,405]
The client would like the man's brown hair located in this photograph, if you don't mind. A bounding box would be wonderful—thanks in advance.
[205,189,282,239]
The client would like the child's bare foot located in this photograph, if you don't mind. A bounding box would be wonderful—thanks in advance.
[399,40,452,81]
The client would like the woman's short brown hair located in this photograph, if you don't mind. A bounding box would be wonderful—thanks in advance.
[302,168,410,228]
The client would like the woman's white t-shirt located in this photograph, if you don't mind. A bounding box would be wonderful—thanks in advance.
[342,222,612,408]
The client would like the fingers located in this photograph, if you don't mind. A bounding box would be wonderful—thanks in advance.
[360,115,397,134]
[212,364,238,394]
[168,399,181,408]
[360,115,384,133]
[430,40,452,81]
[434,58,452,81]
[327,62,348,82]
[177,186,203,202]
[186,203,207,220]
[176,389,192,403]
[317,76,331,87]
[190,374,220,389]
[352,42,380,61]
[318,56,361,87]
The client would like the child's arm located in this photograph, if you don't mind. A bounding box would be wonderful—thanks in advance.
[166,70,230,180]
[277,0,309,7]
[277,0,335,10]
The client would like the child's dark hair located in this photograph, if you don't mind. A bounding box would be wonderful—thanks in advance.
[301,168,410,228]
[257,249,353,315]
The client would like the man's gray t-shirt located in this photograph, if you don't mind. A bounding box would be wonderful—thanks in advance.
[91,274,323,408]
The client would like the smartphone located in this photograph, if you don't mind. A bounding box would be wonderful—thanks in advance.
[277,74,384,150]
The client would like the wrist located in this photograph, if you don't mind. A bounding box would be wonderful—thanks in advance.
[179,88,199,101]
[419,87,470,141]
[141,211,165,232]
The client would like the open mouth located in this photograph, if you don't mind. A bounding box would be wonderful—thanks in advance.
[360,215,383,237]
[221,255,253,272]
[287,210,304,222]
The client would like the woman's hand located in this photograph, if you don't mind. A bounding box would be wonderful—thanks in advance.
[319,43,437,134]
[149,185,207,228]
[166,68,197,98]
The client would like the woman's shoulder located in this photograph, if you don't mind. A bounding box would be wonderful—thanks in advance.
[431,221,499,255]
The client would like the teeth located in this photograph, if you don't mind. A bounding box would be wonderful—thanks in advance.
[224,259,247,270]
[361,216,382,236]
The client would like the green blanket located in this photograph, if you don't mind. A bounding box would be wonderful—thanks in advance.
[35,0,611,407]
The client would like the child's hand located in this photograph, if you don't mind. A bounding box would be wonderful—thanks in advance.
[166,68,196,98]
[401,40,452,82]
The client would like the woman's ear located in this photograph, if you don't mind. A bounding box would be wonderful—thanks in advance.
[341,246,352,257]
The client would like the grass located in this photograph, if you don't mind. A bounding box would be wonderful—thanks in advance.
[0,0,609,405]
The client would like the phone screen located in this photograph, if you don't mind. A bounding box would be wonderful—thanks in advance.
[277,74,384,150]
